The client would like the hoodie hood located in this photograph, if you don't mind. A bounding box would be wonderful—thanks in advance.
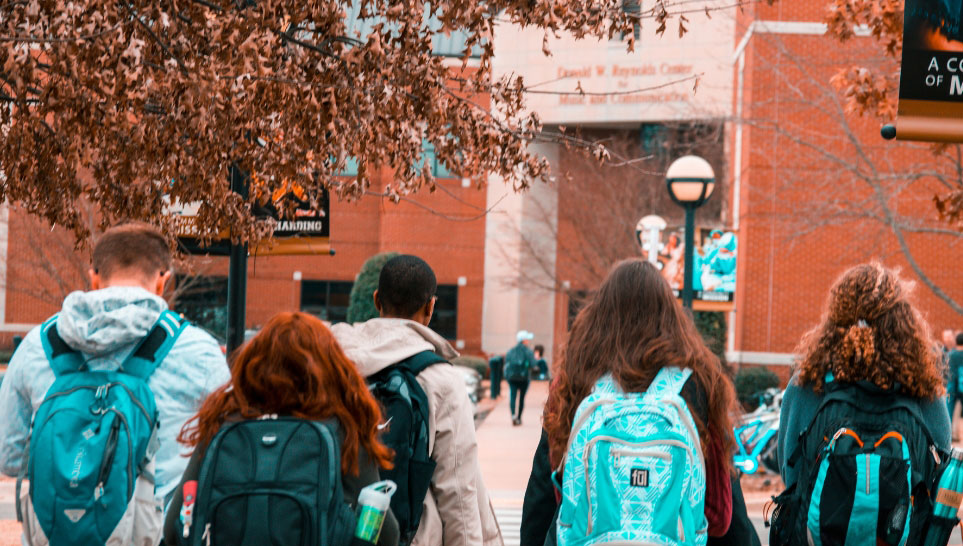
[57,286,168,358]
[330,318,459,377]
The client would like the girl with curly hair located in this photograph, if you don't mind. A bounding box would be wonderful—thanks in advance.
[523,259,759,545]
[777,263,951,489]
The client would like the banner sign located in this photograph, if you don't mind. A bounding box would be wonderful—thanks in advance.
[895,0,963,141]
[174,188,331,256]
[636,224,737,310]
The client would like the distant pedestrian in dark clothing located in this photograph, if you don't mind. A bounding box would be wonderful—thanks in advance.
[533,344,549,380]
[488,355,504,398]
[948,332,963,435]
[505,330,536,425]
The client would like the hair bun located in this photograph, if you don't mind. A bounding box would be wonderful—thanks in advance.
[840,320,875,364]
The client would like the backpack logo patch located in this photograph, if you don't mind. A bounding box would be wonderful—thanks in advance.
[69,448,85,488]
[63,509,85,523]
[630,468,649,487]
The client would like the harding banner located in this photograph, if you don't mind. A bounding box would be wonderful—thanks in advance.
[895,0,963,140]
[175,188,331,256]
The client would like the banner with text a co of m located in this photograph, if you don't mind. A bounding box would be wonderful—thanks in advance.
[895,0,963,141]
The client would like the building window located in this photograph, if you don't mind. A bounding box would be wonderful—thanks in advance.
[171,275,228,343]
[301,280,354,323]
[428,285,458,340]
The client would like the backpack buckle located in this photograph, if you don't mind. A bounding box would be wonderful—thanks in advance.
[89,385,111,415]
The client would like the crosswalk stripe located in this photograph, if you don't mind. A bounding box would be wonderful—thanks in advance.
[494,505,523,546]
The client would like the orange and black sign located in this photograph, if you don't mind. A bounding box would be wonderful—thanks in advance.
[177,188,331,256]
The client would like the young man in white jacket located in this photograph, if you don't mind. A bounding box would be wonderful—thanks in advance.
[332,255,503,546]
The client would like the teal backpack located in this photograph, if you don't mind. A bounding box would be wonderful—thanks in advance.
[17,311,186,546]
[504,345,531,382]
[556,367,707,545]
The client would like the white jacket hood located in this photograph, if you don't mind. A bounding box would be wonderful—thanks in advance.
[58,285,168,359]
[330,318,459,377]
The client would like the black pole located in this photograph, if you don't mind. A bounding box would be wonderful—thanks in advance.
[682,203,695,310]
[226,165,248,357]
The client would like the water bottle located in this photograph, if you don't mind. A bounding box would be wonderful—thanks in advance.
[923,448,963,546]
[354,480,397,544]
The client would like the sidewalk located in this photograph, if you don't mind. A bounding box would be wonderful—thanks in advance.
[0,477,17,545]
[476,380,549,546]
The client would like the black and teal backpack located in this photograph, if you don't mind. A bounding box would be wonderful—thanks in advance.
[367,350,446,545]
[503,345,531,382]
[17,310,185,546]
[769,378,945,546]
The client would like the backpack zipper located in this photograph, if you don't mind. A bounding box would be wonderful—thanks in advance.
[94,417,121,501]
[611,449,671,466]
[41,382,152,424]
[201,523,211,546]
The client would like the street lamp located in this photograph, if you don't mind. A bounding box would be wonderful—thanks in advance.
[666,155,715,309]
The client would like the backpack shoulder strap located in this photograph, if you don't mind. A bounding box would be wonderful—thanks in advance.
[646,366,693,398]
[122,310,189,380]
[39,315,86,377]
[395,350,448,376]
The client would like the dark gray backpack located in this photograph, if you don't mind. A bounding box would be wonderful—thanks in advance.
[183,417,355,545]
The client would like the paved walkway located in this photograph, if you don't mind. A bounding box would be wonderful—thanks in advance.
[476,380,548,546]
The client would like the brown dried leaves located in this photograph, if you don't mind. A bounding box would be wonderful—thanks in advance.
[0,0,698,245]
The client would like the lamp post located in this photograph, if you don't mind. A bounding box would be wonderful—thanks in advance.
[666,155,715,310]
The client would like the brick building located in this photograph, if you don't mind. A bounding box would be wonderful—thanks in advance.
[0,1,960,376]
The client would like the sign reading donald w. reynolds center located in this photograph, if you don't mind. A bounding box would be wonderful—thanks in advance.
[492,3,734,124]
[895,0,963,140]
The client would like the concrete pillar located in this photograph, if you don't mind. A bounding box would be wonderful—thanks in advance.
[482,142,560,362]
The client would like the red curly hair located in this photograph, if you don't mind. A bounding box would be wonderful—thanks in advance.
[795,263,944,399]
[179,312,393,475]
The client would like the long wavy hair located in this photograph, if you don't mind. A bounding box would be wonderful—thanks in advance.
[544,259,738,468]
[795,263,943,399]
[179,312,393,474]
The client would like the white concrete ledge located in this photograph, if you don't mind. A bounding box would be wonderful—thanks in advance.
[0,323,37,333]
[727,351,796,366]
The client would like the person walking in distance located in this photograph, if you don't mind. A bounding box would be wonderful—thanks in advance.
[505,330,536,426]
[946,332,963,440]
[943,329,958,429]
[0,223,230,545]
[331,255,502,546]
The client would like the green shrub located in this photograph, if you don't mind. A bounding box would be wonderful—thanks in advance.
[452,355,489,379]
[346,252,400,324]
[734,367,780,411]
[693,311,727,369]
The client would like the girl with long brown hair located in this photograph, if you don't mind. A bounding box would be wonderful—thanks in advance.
[162,312,399,546]
[522,258,758,545]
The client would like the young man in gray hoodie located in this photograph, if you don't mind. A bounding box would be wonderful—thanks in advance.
[0,223,230,510]
[331,255,503,546]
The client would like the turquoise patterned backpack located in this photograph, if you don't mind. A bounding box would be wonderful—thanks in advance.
[556,367,707,545]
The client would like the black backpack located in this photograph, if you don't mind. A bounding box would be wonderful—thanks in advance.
[182,417,356,545]
[769,380,945,546]
[367,350,447,544]
[503,345,530,381]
